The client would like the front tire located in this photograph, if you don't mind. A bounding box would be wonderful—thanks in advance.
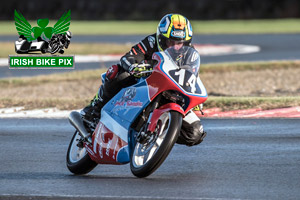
[130,111,182,178]
[66,131,97,175]
[49,42,60,54]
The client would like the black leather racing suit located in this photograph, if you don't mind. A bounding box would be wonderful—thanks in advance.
[96,33,206,146]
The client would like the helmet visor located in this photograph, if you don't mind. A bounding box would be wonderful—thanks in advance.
[166,39,184,50]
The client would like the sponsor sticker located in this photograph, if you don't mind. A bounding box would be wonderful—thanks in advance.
[115,88,143,108]
[171,30,185,38]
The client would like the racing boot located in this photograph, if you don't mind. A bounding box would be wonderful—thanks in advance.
[81,97,103,122]
[81,85,106,122]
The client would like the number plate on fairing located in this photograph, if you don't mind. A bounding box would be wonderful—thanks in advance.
[168,69,203,95]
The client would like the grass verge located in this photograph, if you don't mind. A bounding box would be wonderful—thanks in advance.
[201,60,300,73]
[1,97,299,111]
[0,69,106,87]
[0,61,299,111]
[206,96,300,111]
[0,60,298,86]
[1,19,300,35]
[0,98,89,111]
[0,42,132,58]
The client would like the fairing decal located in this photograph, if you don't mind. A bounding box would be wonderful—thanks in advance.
[102,80,151,126]
[86,122,130,164]
[100,110,128,143]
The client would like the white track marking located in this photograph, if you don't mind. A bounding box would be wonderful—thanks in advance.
[0,44,261,66]
[0,107,79,118]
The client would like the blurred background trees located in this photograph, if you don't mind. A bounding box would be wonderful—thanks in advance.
[1,0,299,20]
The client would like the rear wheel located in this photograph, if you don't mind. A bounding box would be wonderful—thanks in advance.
[130,111,182,178]
[66,131,97,175]
[40,42,48,54]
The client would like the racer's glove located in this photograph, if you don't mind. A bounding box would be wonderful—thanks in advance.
[129,63,152,78]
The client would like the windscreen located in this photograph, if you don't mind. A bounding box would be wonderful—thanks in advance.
[164,46,200,76]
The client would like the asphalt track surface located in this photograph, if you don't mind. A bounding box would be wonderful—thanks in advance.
[0,118,299,200]
[1,34,300,78]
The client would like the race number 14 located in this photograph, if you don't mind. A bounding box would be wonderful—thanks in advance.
[174,69,196,93]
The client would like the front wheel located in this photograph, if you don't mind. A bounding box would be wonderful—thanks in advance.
[49,42,60,54]
[66,131,97,175]
[130,111,182,178]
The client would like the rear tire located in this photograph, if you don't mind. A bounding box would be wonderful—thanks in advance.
[66,131,97,175]
[130,111,182,178]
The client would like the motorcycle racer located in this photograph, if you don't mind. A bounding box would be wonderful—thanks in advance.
[81,14,206,146]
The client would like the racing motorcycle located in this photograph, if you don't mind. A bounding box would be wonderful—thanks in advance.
[66,46,208,178]
[49,31,72,54]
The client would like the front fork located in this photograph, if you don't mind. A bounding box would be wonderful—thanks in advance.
[199,104,205,115]
[135,95,161,144]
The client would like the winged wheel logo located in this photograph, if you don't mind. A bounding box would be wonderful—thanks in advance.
[14,10,72,54]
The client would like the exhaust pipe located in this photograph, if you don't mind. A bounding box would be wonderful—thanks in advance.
[68,111,92,143]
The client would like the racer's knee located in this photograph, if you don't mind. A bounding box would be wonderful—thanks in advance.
[106,64,135,85]
[177,118,206,146]
[105,65,119,81]
[101,64,137,100]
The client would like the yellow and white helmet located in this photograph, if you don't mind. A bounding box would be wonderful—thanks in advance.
[157,14,193,51]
